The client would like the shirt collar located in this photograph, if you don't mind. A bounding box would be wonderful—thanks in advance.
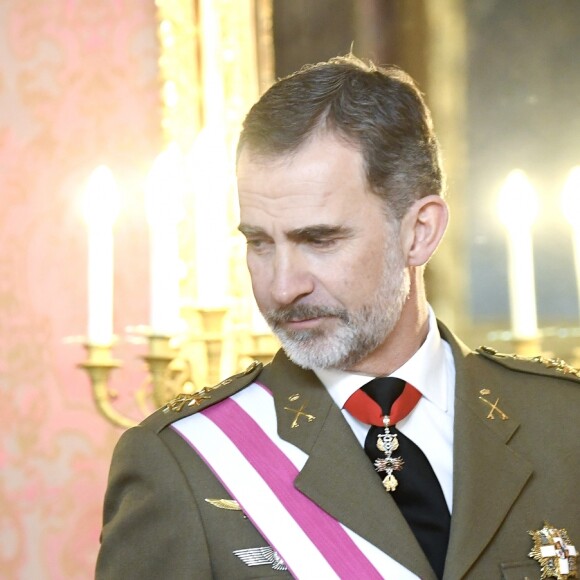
[314,307,449,412]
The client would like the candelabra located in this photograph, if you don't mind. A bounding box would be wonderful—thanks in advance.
[78,307,280,429]
[79,343,128,428]
[79,334,178,429]
[77,0,275,428]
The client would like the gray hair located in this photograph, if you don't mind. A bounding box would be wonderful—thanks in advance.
[237,54,445,220]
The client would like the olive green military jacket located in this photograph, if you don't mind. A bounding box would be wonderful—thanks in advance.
[96,323,580,579]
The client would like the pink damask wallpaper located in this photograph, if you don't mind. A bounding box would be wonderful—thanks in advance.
[0,1,163,577]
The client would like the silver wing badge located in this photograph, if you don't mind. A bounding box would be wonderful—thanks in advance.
[233,546,288,571]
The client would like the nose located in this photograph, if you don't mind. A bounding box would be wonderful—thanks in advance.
[270,247,315,306]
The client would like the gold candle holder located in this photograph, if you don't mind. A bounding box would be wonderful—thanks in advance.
[198,308,227,385]
[240,332,279,368]
[79,343,135,429]
[142,334,178,408]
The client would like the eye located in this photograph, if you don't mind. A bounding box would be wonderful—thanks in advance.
[246,237,270,253]
[292,225,352,249]
[309,237,337,248]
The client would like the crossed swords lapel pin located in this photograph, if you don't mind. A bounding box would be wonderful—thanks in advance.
[479,388,509,421]
[284,393,316,428]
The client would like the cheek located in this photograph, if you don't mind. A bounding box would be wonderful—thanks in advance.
[247,258,269,298]
[336,258,384,302]
[313,263,366,304]
[343,273,377,301]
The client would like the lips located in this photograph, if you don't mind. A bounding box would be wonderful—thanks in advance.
[284,317,325,329]
[267,304,347,324]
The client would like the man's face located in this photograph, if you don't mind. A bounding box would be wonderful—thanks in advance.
[237,132,410,371]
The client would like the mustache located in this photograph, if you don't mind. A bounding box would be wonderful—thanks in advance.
[265,304,349,325]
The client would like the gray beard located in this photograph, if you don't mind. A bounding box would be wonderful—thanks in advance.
[263,245,410,370]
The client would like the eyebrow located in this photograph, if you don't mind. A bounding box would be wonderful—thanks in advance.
[287,224,353,242]
[238,223,354,241]
[238,224,266,238]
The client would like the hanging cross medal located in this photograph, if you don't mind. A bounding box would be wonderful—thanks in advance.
[343,380,421,493]
[374,414,404,491]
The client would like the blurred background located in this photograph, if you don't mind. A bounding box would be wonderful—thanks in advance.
[1,0,579,577]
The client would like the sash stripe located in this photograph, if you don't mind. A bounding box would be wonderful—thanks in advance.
[173,383,419,579]
[204,397,383,579]
[174,415,335,578]
[232,385,418,579]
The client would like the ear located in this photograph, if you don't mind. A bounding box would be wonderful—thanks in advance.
[399,195,449,267]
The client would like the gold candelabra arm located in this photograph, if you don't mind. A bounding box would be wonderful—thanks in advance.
[198,308,227,385]
[79,344,136,430]
[239,331,279,368]
[142,334,178,408]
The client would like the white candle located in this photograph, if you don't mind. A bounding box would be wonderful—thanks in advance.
[83,166,120,345]
[561,166,580,320]
[188,1,230,309]
[498,169,539,339]
[188,127,231,308]
[199,0,225,127]
[145,145,185,336]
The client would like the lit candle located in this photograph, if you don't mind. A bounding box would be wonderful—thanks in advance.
[498,169,539,339]
[83,165,120,345]
[561,166,580,321]
[188,127,231,308]
[188,0,230,309]
[145,144,185,336]
[199,0,225,126]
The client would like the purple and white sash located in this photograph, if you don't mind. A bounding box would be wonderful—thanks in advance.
[172,382,418,579]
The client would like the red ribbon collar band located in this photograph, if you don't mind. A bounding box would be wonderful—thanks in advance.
[344,383,421,426]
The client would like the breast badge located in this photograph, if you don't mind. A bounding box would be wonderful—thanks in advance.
[204,498,242,511]
[529,522,577,579]
[233,546,288,571]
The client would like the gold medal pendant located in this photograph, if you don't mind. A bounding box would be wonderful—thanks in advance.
[382,474,399,492]
[374,416,404,493]
[377,433,399,452]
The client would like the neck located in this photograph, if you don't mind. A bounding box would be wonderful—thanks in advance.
[348,269,430,376]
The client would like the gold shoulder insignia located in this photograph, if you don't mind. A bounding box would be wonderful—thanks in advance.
[477,346,580,379]
[213,360,262,389]
[163,388,212,413]
[534,356,580,377]
[162,361,263,414]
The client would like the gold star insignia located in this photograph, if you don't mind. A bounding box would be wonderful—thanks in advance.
[163,388,211,413]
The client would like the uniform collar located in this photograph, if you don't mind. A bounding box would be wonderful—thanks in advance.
[315,306,450,413]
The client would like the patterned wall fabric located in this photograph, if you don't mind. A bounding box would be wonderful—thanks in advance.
[0,1,162,577]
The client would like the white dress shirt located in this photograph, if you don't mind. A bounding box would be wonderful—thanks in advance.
[314,307,456,511]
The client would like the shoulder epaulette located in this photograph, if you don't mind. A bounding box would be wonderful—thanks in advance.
[476,345,580,382]
[142,361,263,433]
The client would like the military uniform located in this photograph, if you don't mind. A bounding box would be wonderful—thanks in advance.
[96,323,580,579]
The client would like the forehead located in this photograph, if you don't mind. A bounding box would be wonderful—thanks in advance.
[236,134,382,223]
